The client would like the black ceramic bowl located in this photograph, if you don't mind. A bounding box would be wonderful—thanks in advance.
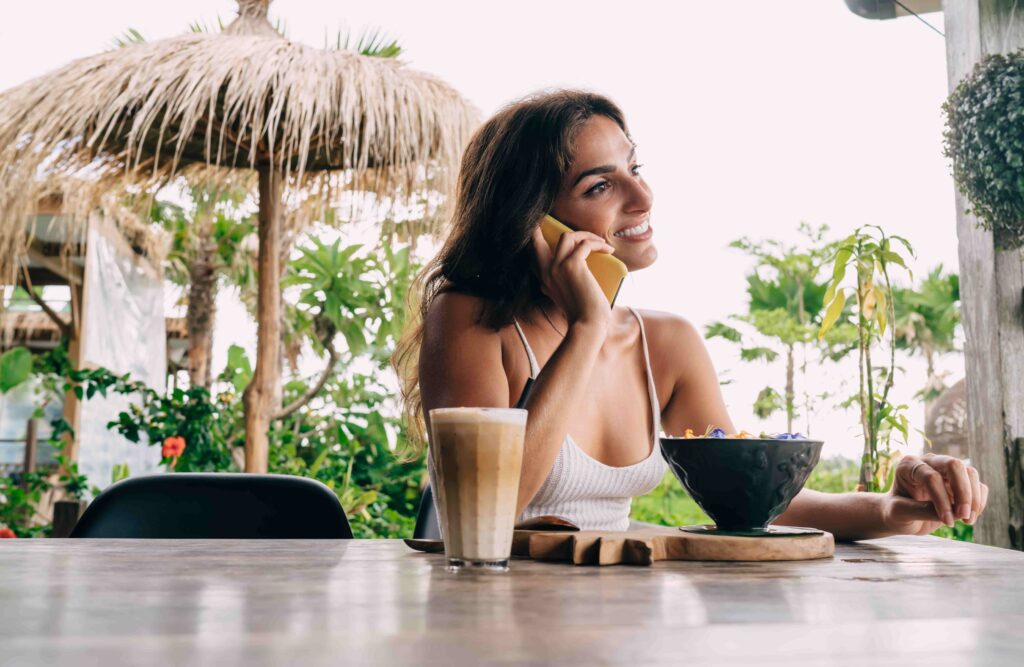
[660,437,824,532]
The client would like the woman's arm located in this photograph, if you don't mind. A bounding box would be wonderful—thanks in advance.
[649,312,988,541]
[778,453,988,541]
[421,228,617,515]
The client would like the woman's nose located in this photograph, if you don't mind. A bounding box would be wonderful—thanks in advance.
[626,176,653,213]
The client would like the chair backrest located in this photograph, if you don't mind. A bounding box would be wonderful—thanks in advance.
[413,484,440,539]
[70,473,352,538]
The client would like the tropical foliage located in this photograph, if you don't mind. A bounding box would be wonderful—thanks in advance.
[705,224,857,434]
[818,225,916,492]
[0,235,425,539]
[151,184,256,388]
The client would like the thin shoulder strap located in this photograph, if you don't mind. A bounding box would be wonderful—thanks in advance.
[628,307,661,439]
[512,318,541,379]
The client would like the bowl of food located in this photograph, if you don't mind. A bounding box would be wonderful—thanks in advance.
[660,427,824,535]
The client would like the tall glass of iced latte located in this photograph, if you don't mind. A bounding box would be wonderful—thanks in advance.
[428,407,527,571]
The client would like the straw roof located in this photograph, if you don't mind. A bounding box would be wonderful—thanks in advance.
[0,0,478,283]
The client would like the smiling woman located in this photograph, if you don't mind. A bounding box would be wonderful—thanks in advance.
[393,88,988,539]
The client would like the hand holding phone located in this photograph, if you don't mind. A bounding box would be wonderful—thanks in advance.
[538,214,627,307]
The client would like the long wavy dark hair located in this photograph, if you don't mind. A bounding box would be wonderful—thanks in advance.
[392,89,631,453]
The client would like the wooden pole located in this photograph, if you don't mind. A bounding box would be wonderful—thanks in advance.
[943,0,1024,549]
[62,279,84,467]
[23,418,37,477]
[243,165,283,473]
[51,499,87,538]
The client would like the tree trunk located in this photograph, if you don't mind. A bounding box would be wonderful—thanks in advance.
[944,0,1024,549]
[784,343,795,434]
[186,229,217,389]
[243,165,283,473]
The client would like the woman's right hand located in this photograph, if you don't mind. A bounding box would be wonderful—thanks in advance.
[531,226,615,336]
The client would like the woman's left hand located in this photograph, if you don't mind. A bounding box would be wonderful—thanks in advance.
[880,453,988,536]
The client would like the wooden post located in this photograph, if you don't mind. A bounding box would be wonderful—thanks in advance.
[22,418,37,476]
[243,164,283,473]
[943,0,1024,549]
[51,499,87,538]
[62,279,85,465]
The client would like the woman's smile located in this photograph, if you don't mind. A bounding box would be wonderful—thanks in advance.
[612,217,652,241]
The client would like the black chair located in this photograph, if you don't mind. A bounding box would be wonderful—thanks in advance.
[413,485,440,539]
[70,473,352,538]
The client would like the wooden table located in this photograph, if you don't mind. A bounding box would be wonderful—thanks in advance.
[2,537,1023,665]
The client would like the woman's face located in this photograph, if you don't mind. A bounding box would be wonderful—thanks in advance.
[549,115,656,271]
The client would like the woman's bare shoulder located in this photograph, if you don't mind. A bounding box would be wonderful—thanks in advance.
[633,308,712,383]
[633,308,704,351]
[420,291,509,409]
[424,291,499,333]
[422,291,501,355]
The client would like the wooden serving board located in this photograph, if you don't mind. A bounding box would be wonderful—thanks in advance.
[406,525,834,566]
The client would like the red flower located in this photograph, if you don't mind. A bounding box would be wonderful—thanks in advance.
[162,435,186,459]
[0,527,17,538]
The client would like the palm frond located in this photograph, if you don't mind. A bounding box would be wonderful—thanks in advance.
[326,26,403,58]
[112,28,147,49]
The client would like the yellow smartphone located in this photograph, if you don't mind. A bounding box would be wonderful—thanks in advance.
[539,214,628,307]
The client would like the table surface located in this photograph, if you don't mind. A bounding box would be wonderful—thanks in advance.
[2,536,1023,666]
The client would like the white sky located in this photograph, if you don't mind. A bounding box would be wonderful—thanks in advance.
[1,1,962,459]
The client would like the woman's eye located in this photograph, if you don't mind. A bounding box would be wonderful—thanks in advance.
[585,181,609,196]
[631,163,644,175]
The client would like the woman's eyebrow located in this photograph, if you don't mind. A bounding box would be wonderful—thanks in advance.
[572,146,637,187]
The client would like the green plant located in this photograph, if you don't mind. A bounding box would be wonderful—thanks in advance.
[932,520,974,542]
[803,456,860,493]
[150,184,256,389]
[3,231,424,539]
[630,473,712,527]
[818,226,916,492]
[0,343,120,535]
[706,224,856,434]
[108,386,235,472]
[0,471,53,537]
[0,347,33,393]
[943,50,1024,249]
[221,344,424,539]
[221,238,424,538]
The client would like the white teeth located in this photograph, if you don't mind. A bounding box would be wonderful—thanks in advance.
[614,219,650,238]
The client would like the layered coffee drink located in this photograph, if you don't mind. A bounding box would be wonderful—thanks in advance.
[429,407,527,571]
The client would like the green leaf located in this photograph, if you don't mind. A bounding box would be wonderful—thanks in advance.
[705,321,742,343]
[0,347,33,393]
[753,386,784,419]
[818,289,848,339]
[739,346,780,363]
[823,248,852,307]
[874,286,888,335]
[227,344,252,373]
[881,251,908,270]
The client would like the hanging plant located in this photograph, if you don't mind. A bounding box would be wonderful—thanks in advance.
[943,50,1024,249]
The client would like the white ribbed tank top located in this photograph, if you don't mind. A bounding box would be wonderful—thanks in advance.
[514,307,667,531]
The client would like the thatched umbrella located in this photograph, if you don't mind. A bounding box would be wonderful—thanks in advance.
[0,0,477,472]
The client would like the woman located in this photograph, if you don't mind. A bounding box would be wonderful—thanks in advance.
[394,89,988,540]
